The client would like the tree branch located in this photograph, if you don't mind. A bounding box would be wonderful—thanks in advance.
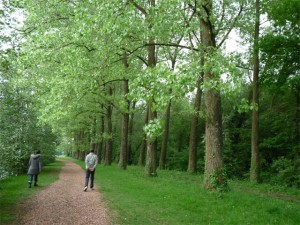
[56,42,96,52]
[144,42,199,51]
[214,3,226,37]
[127,0,148,16]
[217,4,244,48]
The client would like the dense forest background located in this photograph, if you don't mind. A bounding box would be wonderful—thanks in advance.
[0,0,299,189]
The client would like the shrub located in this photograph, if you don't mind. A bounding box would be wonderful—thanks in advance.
[270,156,300,188]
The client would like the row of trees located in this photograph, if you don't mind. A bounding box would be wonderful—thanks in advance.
[1,0,299,188]
[0,1,57,178]
[0,49,58,177]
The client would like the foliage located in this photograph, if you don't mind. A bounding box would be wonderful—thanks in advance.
[269,157,300,188]
[0,49,58,178]
[143,118,163,141]
[261,0,300,87]
[0,0,298,189]
[208,168,230,192]
[165,148,189,171]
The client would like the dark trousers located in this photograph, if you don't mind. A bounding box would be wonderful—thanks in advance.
[28,174,38,184]
[85,169,95,188]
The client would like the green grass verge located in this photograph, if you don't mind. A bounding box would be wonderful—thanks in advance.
[67,157,300,225]
[0,160,64,224]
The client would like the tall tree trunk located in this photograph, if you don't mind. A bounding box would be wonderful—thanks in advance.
[118,53,130,169]
[250,0,260,183]
[296,83,300,146]
[77,128,87,160]
[200,0,225,190]
[96,106,105,163]
[159,97,171,169]
[128,101,136,165]
[80,150,86,160]
[129,0,157,174]
[145,100,157,176]
[144,0,157,177]
[138,104,148,166]
[105,86,113,166]
[160,55,178,169]
[118,79,130,169]
[188,74,203,173]
[295,83,300,162]
[90,116,97,152]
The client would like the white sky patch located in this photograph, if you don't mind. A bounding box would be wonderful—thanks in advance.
[224,29,248,54]
[0,4,25,50]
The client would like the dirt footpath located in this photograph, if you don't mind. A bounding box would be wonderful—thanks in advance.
[13,160,111,225]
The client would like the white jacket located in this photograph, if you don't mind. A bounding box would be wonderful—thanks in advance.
[85,152,98,169]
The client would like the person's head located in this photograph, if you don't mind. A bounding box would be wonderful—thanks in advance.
[35,150,41,154]
[90,149,94,153]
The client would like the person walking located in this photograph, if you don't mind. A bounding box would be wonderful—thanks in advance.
[27,150,42,188]
[84,149,98,191]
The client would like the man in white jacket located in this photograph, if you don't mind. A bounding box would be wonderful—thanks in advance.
[84,149,98,191]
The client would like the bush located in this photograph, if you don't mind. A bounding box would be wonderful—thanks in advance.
[270,156,300,188]
[166,150,189,171]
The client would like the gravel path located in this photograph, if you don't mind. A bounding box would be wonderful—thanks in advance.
[13,160,112,225]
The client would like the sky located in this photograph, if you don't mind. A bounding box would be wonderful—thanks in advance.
[0,2,25,50]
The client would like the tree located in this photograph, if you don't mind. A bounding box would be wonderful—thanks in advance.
[159,43,182,170]
[192,0,224,190]
[144,0,158,177]
[118,54,130,169]
[261,0,300,151]
[0,1,57,178]
[187,74,203,173]
[250,0,261,183]
[104,85,114,165]
[0,50,57,176]
[257,0,300,186]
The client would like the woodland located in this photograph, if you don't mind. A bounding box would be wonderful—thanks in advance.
[0,0,299,190]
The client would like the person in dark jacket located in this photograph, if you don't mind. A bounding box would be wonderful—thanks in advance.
[27,150,42,188]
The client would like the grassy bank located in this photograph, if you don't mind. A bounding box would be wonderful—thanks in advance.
[69,157,300,225]
[0,160,64,224]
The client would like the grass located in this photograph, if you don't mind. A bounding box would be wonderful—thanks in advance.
[68,157,300,225]
[1,157,299,225]
[0,160,64,224]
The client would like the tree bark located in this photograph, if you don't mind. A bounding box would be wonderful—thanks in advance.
[118,52,130,169]
[295,83,300,161]
[145,99,157,176]
[144,0,157,177]
[159,52,178,170]
[250,0,260,183]
[104,86,113,166]
[200,0,225,189]
[138,104,148,166]
[118,79,129,169]
[96,105,105,163]
[159,97,171,169]
[128,101,136,165]
[90,116,97,152]
[188,74,203,173]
